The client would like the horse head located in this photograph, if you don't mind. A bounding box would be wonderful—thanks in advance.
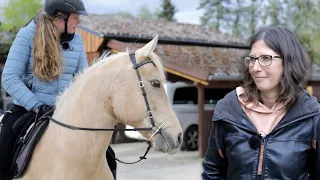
[105,36,183,154]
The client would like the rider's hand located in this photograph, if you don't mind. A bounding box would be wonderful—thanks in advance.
[33,104,54,117]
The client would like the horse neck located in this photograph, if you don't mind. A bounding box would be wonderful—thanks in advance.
[49,64,118,156]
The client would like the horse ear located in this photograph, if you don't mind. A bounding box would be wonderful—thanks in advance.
[140,35,159,57]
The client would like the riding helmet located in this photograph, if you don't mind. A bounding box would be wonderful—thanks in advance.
[44,0,88,16]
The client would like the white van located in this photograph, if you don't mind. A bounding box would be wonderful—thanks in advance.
[125,81,233,151]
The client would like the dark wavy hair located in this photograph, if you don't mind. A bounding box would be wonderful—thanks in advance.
[241,26,310,109]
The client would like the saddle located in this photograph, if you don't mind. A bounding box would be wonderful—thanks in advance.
[10,111,52,179]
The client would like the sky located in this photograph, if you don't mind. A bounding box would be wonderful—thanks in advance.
[0,0,204,25]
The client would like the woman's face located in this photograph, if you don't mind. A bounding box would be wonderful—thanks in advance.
[66,13,80,34]
[249,40,283,94]
[53,13,81,35]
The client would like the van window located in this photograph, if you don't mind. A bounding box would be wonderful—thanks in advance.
[204,88,232,104]
[173,87,232,105]
[173,87,197,104]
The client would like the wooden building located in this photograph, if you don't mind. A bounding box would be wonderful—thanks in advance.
[76,14,320,157]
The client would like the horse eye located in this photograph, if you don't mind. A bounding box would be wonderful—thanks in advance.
[150,80,160,88]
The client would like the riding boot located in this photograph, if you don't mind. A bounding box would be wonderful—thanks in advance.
[0,105,27,180]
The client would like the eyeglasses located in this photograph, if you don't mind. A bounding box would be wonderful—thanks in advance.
[243,55,282,67]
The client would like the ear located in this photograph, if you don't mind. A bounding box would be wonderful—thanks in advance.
[139,35,159,57]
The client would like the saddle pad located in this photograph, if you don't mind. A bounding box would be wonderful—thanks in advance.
[11,118,49,178]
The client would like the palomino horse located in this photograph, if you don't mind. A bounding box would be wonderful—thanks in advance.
[17,36,183,180]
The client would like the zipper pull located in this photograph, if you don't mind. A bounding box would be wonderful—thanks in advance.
[257,137,265,175]
[248,135,261,149]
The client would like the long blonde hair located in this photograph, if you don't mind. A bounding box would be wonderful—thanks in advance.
[32,12,63,82]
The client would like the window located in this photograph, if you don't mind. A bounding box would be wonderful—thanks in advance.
[204,88,232,104]
[173,87,197,104]
[173,87,232,105]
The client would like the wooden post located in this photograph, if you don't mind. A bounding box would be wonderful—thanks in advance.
[196,84,207,157]
[309,82,320,101]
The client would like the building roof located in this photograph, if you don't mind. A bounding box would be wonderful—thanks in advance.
[79,14,248,47]
[105,39,249,84]
[78,14,251,84]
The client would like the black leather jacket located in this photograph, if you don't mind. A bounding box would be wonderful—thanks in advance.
[202,90,320,180]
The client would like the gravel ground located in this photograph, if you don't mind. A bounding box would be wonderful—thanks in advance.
[111,142,203,180]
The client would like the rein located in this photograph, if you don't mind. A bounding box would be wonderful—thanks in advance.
[43,51,164,164]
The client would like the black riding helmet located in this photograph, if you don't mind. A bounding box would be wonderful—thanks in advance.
[44,0,88,16]
[44,0,88,49]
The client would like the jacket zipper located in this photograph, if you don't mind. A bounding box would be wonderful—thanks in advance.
[257,137,265,175]
[216,111,317,176]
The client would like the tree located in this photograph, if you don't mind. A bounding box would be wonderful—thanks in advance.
[260,0,288,26]
[116,6,158,21]
[138,5,158,20]
[198,0,227,31]
[116,11,136,19]
[198,0,320,62]
[246,0,260,37]
[157,0,177,21]
[1,0,42,32]
[286,0,320,62]
[231,0,243,37]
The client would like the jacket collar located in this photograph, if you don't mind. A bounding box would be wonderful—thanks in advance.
[214,90,319,127]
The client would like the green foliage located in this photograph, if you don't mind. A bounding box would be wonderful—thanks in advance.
[0,32,13,59]
[157,0,177,21]
[115,0,177,22]
[309,32,320,63]
[1,0,42,32]
[198,0,229,31]
[116,6,158,21]
[0,44,11,56]
[116,11,136,19]
[286,0,320,62]
[198,0,320,62]
[198,0,260,37]
[138,5,158,20]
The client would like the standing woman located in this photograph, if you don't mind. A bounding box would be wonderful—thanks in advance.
[202,26,319,179]
[0,0,90,179]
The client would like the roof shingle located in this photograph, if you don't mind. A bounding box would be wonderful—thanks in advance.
[80,14,248,46]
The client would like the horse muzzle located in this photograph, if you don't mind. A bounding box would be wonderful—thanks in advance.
[152,125,183,154]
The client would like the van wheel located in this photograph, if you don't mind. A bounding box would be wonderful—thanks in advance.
[184,126,198,151]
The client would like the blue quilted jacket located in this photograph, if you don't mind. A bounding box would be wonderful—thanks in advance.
[1,21,88,111]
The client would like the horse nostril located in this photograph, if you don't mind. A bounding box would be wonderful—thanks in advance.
[178,133,183,145]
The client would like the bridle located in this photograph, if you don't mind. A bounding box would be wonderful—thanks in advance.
[45,50,166,164]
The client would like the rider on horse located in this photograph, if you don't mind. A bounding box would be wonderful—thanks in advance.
[0,0,116,179]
